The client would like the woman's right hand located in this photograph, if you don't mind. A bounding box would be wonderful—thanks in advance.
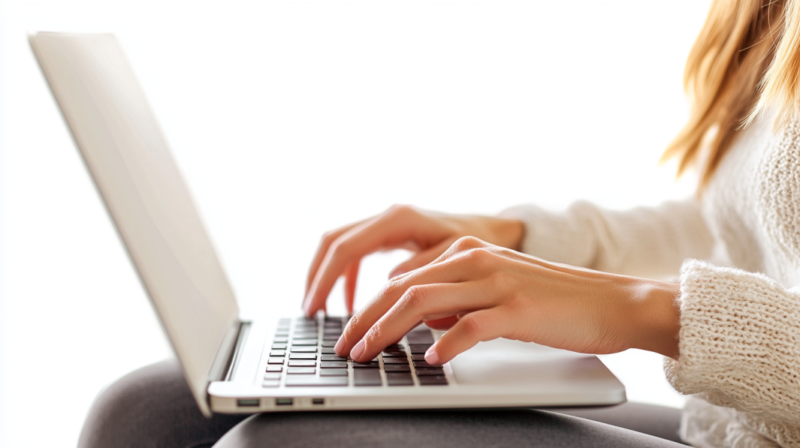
[303,205,524,317]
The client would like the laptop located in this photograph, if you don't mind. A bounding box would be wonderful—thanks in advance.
[29,32,625,417]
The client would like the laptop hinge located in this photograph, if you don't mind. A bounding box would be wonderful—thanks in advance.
[208,320,251,383]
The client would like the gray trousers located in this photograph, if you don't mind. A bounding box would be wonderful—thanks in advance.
[78,360,687,448]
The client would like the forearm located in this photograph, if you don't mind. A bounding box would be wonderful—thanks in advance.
[501,199,715,278]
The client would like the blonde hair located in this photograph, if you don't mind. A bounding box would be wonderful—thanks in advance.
[662,0,800,189]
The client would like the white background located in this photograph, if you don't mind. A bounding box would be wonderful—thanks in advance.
[0,1,711,446]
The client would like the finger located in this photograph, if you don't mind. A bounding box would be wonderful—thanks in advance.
[424,315,459,330]
[305,220,363,294]
[305,208,426,316]
[425,308,507,365]
[347,281,495,362]
[344,259,361,315]
[337,247,508,355]
[389,237,456,278]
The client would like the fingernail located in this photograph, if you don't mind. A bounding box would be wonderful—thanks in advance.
[350,339,366,361]
[334,335,346,356]
[425,346,440,365]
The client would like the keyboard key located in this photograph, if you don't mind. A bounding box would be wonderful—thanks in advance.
[290,346,318,353]
[386,372,414,386]
[323,328,342,335]
[411,354,426,361]
[406,328,435,344]
[413,360,434,368]
[321,355,347,361]
[289,353,317,360]
[266,365,283,372]
[322,335,340,341]
[288,360,316,367]
[269,350,286,357]
[294,332,318,339]
[278,318,291,325]
[385,344,404,350]
[321,348,337,354]
[268,357,285,365]
[414,367,445,376]
[384,364,411,372]
[272,343,287,350]
[409,344,432,354]
[353,362,380,368]
[285,376,348,387]
[321,341,337,347]
[292,339,318,346]
[287,367,316,374]
[418,375,448,385]
[264,372,282,380]
[320,368,348,377]
[382,358,409,364]
[275,331,289,338]
[320,361,347,368]
[382,351,407,358]
[354,369,382,386]
[274,337,289,343]
[262,380,280,388]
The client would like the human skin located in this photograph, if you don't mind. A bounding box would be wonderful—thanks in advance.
[303,205,681,366]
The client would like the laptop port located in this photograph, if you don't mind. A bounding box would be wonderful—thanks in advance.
[275,398,293,406]
[237,399,260,407]
[312,398,324,405]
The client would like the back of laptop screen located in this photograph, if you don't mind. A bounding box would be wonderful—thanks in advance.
[30,33,239,414]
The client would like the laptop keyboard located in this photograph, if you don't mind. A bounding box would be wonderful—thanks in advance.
[262,316,449,388]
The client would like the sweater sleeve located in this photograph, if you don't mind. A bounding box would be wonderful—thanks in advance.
[664,260,800,428]
[499,199,715,278]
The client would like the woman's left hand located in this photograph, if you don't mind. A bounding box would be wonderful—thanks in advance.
[335,236,681,365]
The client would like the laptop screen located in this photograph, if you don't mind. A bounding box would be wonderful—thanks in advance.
[30,32,240,416]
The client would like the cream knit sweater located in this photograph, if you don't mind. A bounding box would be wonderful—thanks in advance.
[501,113,800,447]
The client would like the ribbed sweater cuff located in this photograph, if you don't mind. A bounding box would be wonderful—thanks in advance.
[664,260,800,424]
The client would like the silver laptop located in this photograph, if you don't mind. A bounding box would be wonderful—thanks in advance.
[29,32,625,417]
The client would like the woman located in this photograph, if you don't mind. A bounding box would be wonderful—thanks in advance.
[80,0,800,447]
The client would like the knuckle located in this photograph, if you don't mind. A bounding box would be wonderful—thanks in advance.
[329,238,351,259]
[402,285,428,308]
[344,314,362,341]
[365,323,383,342]
[382,279,405,298]
[386,204,415,218]
[460,314,486,338]
[321,230,337,245]
[462,247,493,268]
[452,236,481,251]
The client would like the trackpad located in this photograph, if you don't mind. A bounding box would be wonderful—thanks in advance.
[449,339,609,386]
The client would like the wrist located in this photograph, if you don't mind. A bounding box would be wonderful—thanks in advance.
[483,216,525,252]
[627,279,681,360]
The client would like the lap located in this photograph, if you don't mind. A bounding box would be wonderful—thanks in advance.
[213,407,685,448]
[78,359,249,448]
[557,402,684,443]
[78,359,684,448]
